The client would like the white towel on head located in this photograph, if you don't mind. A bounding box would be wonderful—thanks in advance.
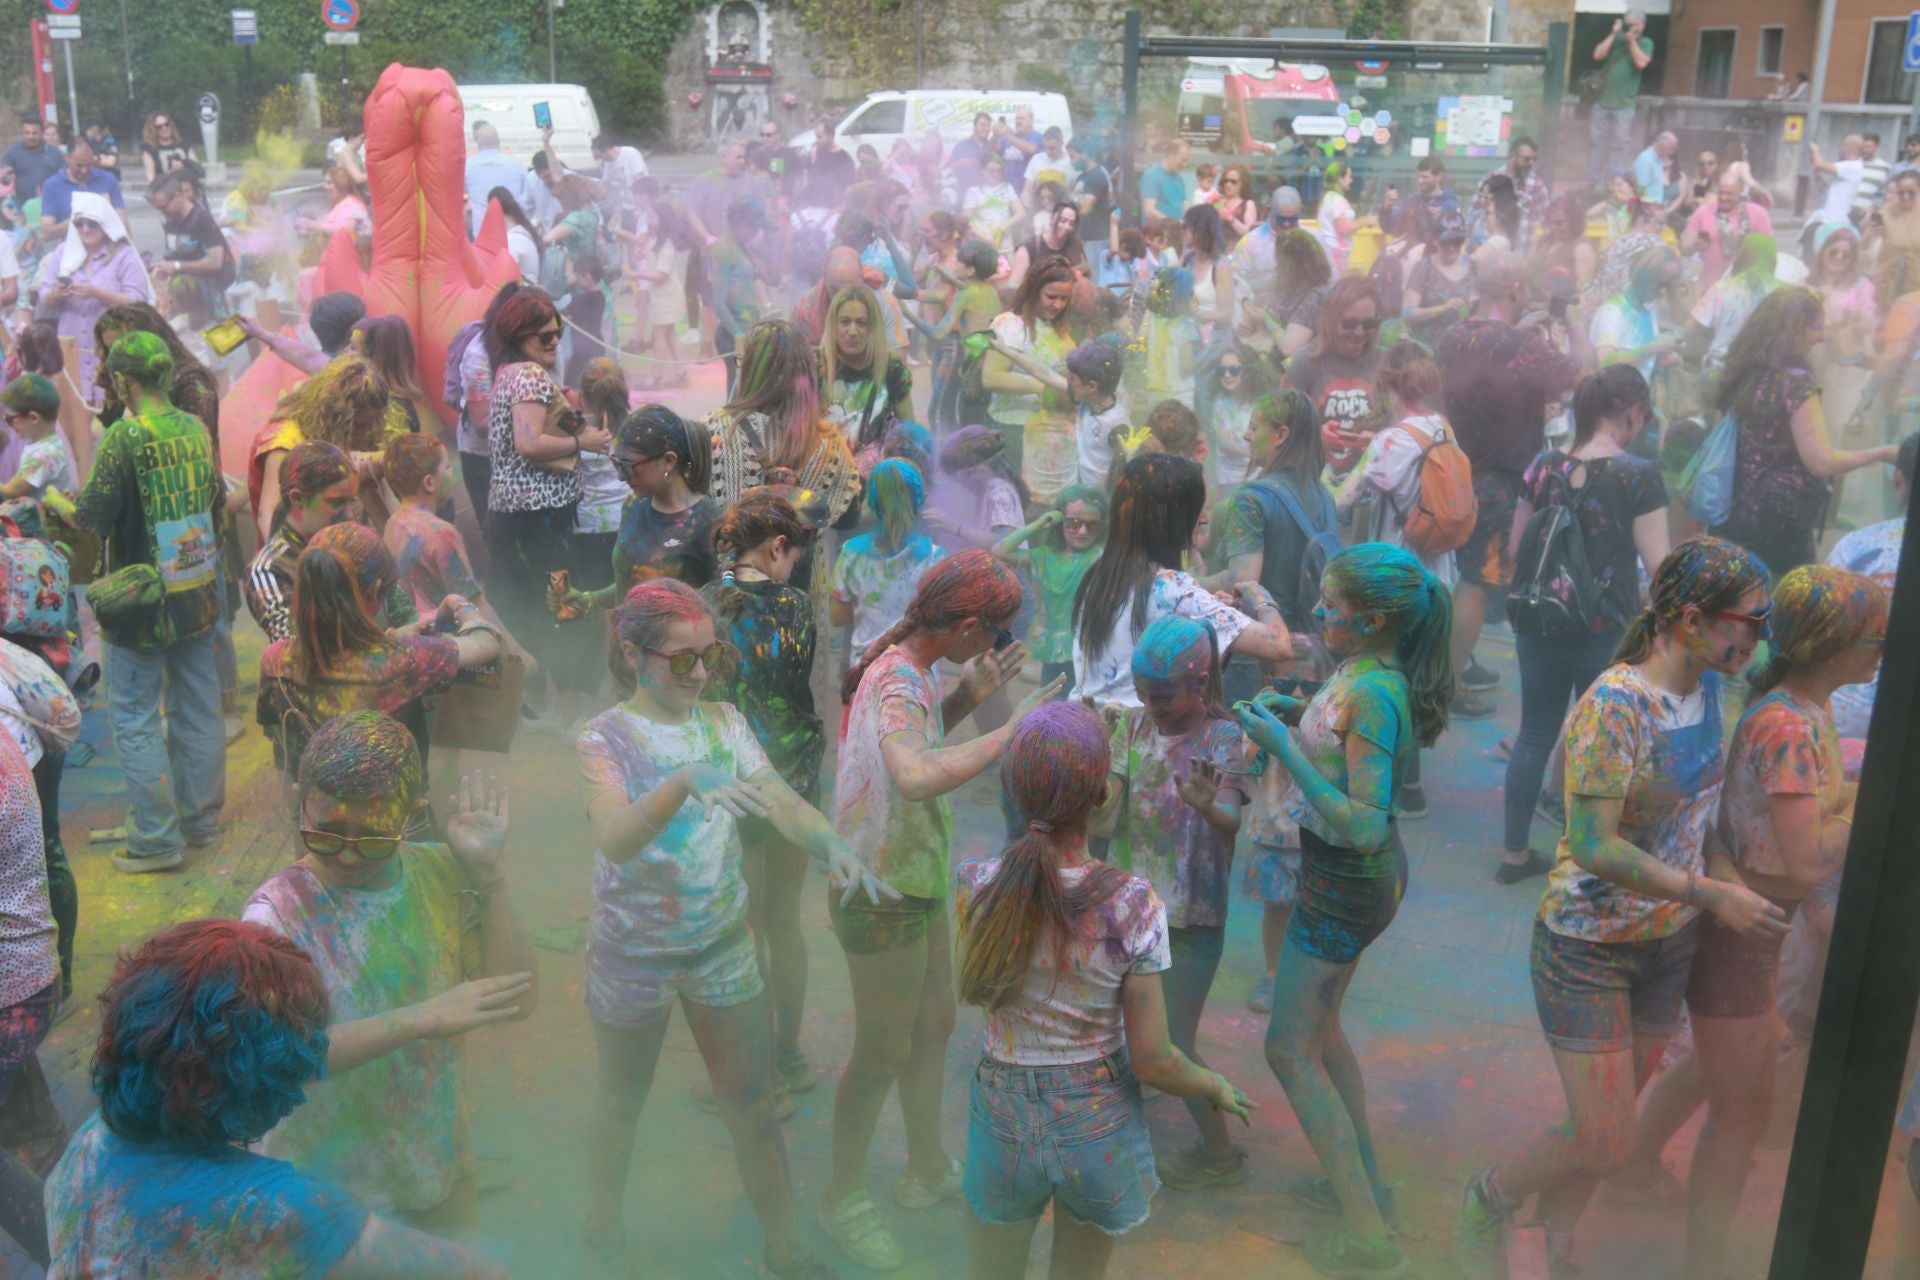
[56,191,150,297]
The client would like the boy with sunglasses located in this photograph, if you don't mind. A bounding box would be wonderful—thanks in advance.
[242,711,537,1231]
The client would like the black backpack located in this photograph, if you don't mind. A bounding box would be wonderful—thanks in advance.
[1505,463,1602,641]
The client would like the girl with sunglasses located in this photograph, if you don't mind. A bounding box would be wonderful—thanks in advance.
[1282,276,1386,477]
[993,483,1107,690]
[242,710,536,1232]
[821,551,1064,1272]
[1609,564,1884,1276]
[1454,538,1790,1280]
[580,579,883,1278]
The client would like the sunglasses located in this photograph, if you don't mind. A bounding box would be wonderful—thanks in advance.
[1219,365,1245,377]
[531,326,563,346]
[989,623,1015,651]
[644,642,732,676]
[73,218,100,231]
[1339,316,1383,333]
[611,453,652,479]
[1062,516,1102,532]
[1273,215,1300,227]
[300,828,404,860]
[1711,606,1772,638]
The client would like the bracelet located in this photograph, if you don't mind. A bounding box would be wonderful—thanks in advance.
[457,876,509,901]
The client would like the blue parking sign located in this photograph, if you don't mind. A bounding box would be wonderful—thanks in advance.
[1906,11,1920,73]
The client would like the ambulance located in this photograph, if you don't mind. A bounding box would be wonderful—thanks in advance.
[1176,59,1343,157]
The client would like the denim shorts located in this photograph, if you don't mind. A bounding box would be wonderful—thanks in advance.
[1530,918,1700,1053]
[964,1052,1158,1235]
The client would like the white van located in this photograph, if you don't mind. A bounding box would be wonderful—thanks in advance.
[788,90,1072,158]
[458,84,602,173]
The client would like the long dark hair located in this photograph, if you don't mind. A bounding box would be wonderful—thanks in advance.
[1570,365,1651,447]
[957,702,1126,1011]
[1615,536,1771,667]
[1072,453,1207,659]
[486,185,538,241]
[1183,202,1225,262]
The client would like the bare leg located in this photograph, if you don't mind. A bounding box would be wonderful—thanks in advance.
[1265,937,1386,1241]
[968,1212,1041,1280]
[896,909,958,1183]
[685,994,801,1268]
[1450,581,1488,683]
[1683,1013,1778,1276]
[825,931,931,1204]
[743,839,810,1060]
[1616,1049,1704,1183]
[1260,903,1293,987]
[1163,943,1235,1160]
[584,1013,675,1239]
[1049,1213,1119,1280]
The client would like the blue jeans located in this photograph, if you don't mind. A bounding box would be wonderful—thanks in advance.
[1503,629,1620,850]
[1588,105,1637,184]
[104,627,226,859]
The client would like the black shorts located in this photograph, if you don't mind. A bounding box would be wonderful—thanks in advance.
[1287,826,1407,965]
[1530,918,1699,1053]
[1459,471,1522,591]
[1685,894,1799,1019]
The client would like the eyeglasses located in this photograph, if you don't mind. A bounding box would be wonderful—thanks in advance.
[611,453,651,479]
[644,642,732,676]
[1711,606,1772,638]
[1219,365,1245,378]
[300,828,404,860]
[531,326,563,347]
[73,218,100,231]
[989,623,1015,651]
[1339,316,1383,333]
[1273,215,1300,228]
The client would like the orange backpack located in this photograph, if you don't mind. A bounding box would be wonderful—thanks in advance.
[1398,419,1478,558]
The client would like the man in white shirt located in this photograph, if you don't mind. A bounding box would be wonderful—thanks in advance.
[464,122,531,238]
[1230,187,1304,343]
[1809,134,1867,249]
[592,134,648,232]
[1853,132,1892,221]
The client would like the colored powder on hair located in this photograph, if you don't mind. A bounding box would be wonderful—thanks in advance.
[1131,614,1215,684]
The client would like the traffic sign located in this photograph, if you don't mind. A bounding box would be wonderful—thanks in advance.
[1905,12,1920,74]
[322,0,358,32]
[47,15,79,38]
[44,0,78,15]
[232,8,257,43]
[322,30,359,44]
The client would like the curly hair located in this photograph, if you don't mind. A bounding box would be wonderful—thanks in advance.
[92,918,331,1153]
[268,355,390,453]
[1715,287,1825,420]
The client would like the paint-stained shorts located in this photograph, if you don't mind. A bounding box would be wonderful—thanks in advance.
[1288,827,1407,965]
[1459,471,1521,590]
[1685,896,1799,1019]
[964,1052,1158,1235]
[1530,918,1700,1054]
[1243,841,1304,906]
[586,925,764,1027]
[829,889,945,955]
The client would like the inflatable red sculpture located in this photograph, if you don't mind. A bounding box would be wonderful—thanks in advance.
[218,64,520,477]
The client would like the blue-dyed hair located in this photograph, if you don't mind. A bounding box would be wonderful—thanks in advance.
[1131,613,1228,719]
[867,457,927,552]
[92,919,331,1153]
[882,420,935,480]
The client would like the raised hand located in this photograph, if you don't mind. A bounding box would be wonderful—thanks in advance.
[960,641,1026,704]
[1013,672,1070,719]
[445,772,510,880]
[1175,758,1224,813]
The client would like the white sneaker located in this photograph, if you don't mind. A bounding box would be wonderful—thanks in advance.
[892,1155,962,1210]
[819,1190,903,1271]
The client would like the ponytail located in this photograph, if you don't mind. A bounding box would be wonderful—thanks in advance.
[1399,573,1454,746]
[1322,543,1454,746]
[1613,536,1771,667]
[616,404,713,494]
[841,549,1021,703]
[957,703,1124,1010]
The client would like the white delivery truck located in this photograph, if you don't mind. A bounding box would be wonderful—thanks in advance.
[788,89,1073,157]
[458,84,603,173]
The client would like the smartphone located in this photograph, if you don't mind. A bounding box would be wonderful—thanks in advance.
[533,101,552,131]
[204,316,248,357]
[1549,293,1570,323]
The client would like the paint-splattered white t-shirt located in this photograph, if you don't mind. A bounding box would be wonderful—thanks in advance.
[1071,569,1253,708]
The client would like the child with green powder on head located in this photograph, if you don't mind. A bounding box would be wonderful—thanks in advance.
[242,711,538,1232]
[992,483,1107,689]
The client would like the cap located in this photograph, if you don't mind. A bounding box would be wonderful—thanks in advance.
[0,374,60,419]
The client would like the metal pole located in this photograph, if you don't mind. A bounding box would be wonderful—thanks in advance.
[117,0,134,142]
[1121,9,1141,227]
[914,0,924,90]
[1806,0,1837,150]
[1908,69,1920,156]
[1542,21,1570,192]
[340,44,350,133]
[60,39,77,134]
[547,0,556,83]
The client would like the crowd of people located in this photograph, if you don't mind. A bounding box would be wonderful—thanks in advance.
[0,58,1917,1279]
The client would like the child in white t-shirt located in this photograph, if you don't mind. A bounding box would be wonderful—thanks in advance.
[0,375,76,503]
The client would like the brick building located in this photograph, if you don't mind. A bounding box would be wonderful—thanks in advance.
[1662,0,1916,105]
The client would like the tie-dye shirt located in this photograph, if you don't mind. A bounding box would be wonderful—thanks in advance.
[46,1113,368,1280]
[699,578,823,795]
[1717,688,1845,881]
[956,859,1169,1067]
[382,504,482,620]
[830,532,948,657]
[1106,708,1247,929]
[257,635,460,781]
[835,646,951,898]
[1538,664,1724,943]
[578,701,770,966]
[1282,656,1414,846]
[242,844,475,1213]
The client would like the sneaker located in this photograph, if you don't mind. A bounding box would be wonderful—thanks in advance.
[1602,1161,1685,1213]
[1493,851,1554,885]
[1451,1168,1511,1280]
[778,1050,818,1094]
[760,1249,843,1280]
[1303,1221,1409,1278]
[1462,655,1501,691]
[1395,786,1429,821]
[892,1155,962,1209]
[818,1190,903,1271]
[1158,1142,1248,1189]
[1247,976,1274,1014]
[1452,692,1498,720]
[1285,1174,1400,1229]
[1536,793,1567,828]
[111,849,183,874]
[184,828,221,849]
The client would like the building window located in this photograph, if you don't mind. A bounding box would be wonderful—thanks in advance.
[1757,25,1785,78]
[1866,19,1919,105]
[1695,28,1736,99]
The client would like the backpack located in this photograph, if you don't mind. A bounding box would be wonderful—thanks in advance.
[443,320,483,411]
[1249,474,1343,635]
[0,515,69,640]
[1679,409,1738,528]
[1505,463,1602,641]
[1397,419,1477,558]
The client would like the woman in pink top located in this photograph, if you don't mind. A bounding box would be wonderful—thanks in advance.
[956,701,1253,1280]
